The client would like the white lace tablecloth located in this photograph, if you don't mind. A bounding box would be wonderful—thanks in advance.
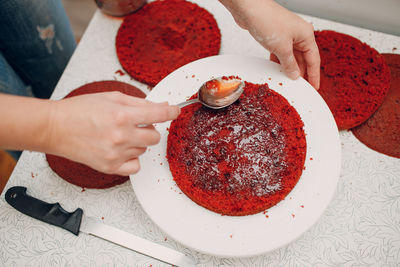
[1,1,399,266]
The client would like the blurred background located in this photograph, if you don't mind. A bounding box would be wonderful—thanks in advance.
[276,0,400,36]
[62,0,97,41]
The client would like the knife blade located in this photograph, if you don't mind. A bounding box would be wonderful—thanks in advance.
[5,186,195,267]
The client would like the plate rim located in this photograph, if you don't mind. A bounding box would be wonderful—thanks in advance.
[130,54,341,257]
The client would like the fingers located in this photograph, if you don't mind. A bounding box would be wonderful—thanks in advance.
[302,43,321,90]
[293,50,307,77]
[271,48,318,89]
[134,104,180,125]
[124,147,147,158]
[272,44,301,80]
[271,51,306,77]
[291,22,320,90]
[131,127,161,147]
[107,91,171,107]
[109,91,153,106]
[109,91,176,109]
[115,158,141,176]
[100,147,147,175]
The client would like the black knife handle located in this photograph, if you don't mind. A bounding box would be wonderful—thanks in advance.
[5,186,83,235]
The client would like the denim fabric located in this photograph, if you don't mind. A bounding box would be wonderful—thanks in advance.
[0,53,32,97]
[0,0,77,160]
[0,0,76,99]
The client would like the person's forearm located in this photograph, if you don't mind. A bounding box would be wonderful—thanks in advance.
[218,0,247,11]
[218,0,274,26]
[219,0,289,36]
[218,0,251,28]
[0,93,55,152]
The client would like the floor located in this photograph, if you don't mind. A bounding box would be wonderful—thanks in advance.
[0,151,16,193]
[0,0,96,194]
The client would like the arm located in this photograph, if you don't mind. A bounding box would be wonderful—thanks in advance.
[219,0,320,89]
[0,92,180,175]
[0,94,54,153]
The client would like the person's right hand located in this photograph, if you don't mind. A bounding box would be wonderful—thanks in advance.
[219,0,320,90]
[46,91,180,176]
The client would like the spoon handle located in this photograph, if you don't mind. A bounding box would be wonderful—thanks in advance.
[177,98,200,108]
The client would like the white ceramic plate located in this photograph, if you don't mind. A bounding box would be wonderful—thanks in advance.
[130,55,341,257]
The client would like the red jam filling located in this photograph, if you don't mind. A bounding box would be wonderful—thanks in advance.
[167,82,306,216]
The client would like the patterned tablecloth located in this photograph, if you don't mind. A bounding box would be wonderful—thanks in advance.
[1,1,399,266]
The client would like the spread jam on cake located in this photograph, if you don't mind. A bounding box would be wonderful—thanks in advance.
[167,81,306,216]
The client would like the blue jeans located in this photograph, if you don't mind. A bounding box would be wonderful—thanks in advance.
[0,0,77,159]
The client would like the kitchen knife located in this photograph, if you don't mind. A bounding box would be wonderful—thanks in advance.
[5,186,196,267]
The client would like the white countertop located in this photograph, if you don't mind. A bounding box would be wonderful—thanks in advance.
[1,1,400,266]
[276,0,400,36]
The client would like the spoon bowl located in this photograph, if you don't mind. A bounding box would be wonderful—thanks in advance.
[178,76,244,109]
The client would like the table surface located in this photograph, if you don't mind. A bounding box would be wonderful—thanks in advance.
[1,1,400,266]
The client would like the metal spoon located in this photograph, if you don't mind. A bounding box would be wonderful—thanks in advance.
[177,77,245,109]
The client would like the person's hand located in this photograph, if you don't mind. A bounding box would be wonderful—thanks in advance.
[47,91,180,175]
[220,0,320,89]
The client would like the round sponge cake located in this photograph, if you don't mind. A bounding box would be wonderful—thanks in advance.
[116,0,221,87]
[46,81,146,189]
[167,82,307,216]
[352,53,400,158]
[315,30,390,130]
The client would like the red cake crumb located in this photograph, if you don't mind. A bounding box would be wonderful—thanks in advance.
[46,81,146,189]
[167,82,306,216]
[352,53,400,158]
[114,69,125,76]
[315,30,391,130]
[116,0,221,87]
